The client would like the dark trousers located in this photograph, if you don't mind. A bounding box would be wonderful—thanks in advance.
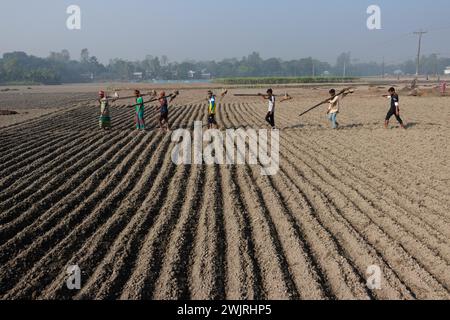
[266,112,275,127]
[385,108,403,124]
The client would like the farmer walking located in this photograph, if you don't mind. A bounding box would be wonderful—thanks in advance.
[383,87,406,129]
[134,90,145,130]
[159,91,170,132]
[98,91,112,130]
[207,90,218,129]
[260,89,276,129]
[326,88,352,129]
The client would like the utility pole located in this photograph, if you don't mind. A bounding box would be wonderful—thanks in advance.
[343,60,346,78]
[382,56,385,79]
[414,30,427,77]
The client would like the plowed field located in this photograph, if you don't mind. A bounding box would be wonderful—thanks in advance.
[1,87,449,300]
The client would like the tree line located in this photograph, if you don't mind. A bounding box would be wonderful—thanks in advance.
[0,50,449,85]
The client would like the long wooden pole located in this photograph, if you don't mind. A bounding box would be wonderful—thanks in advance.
[234,93,287,97]
[126,91,180,108]
[70,90,158,106]
[114,90,157,101]
[298,88,353,117]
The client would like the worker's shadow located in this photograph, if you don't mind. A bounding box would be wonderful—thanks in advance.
[283,123,331,130]
[283,122,424,130]
[338,123,365,129]
[405,122,418,129]
[385,122,418,129]
[284,124,305,129]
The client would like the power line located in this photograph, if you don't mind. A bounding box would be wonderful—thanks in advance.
[365,25,450,66]
[424,25,450,33]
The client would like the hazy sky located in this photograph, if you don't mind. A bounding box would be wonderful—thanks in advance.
[1,0,450,64]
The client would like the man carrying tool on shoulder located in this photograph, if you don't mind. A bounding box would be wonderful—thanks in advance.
[207,90,218,129]
[134,90,145,130]
[326,88,353,129]
[383,87,406,129]
[159,91,170,132]
[260,89,277,130]
[98,91,113,130]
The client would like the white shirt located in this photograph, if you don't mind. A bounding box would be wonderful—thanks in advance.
[268,96,275,113]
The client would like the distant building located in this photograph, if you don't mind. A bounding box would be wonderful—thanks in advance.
[81,73,94,81]
[133,72,143,80]
[188,70,196,78]
[445,67,450,75]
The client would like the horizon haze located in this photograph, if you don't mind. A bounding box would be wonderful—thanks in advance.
[1,0,450,64]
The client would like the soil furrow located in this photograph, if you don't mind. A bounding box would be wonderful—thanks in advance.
[0,131,130,228]
[279,134,450,298]
[0,132,162,298]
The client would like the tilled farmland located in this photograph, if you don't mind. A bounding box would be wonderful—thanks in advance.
[0,88,449,300]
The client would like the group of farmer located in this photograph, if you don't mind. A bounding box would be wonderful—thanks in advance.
[98,89,170,132]
[324,86,406,130]
[97,86,409,132]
